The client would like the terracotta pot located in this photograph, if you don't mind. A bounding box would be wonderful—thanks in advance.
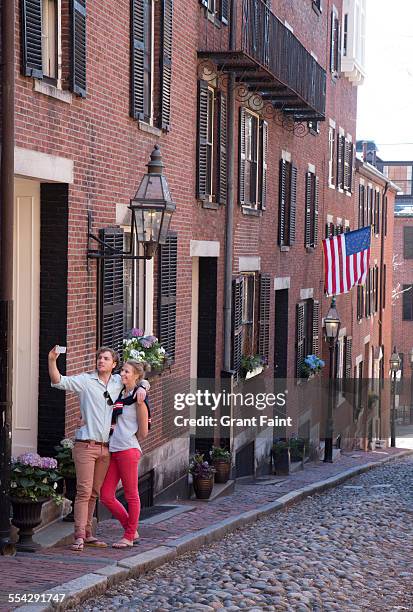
[11,497,48,552]
[272,447,290,476]
[193,476,214,499]
[63,476,77,522]
[212,460,231,484]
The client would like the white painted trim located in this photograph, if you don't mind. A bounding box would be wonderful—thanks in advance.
[364,335,370,344]
[284,20,293,32]
[355,354,363,366]
[239,256,261,272]
[339,327,347,338]
[274,277,290,290]
[116,204,132,226]
[338,126,345,136]
[346,133,353,142]
[144,258,154,336]
[33,80,72,103]
[311,51,318,61]
[281,150,291,163]
[300,288,314,300]
[308,163,316,174]
[190,240,220,257]
[190,258,199,379]
[359,178,365,185]
[329,118,336,129]
[336,217,342,225]
[345,219,350,227]
[15,147,74,184]
[327,214,334,223]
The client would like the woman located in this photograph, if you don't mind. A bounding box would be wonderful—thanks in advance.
[100,360,149,548]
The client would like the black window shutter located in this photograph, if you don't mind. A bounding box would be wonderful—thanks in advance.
[278,159,287,245]
[358,184,364,228]
[296,303,305,377]
[330,11,336,73]
[160,0,173,131]
[344,336,352,378]
[337,136,344,189]
[312,300,320,357]
[289,164,298,245]
[258,274,271,363]
[71,0,87,97]
[305,172,312,248]
[383,195,388,237]
[403,285,413,321]
[382,264,386,310]
[99,228,125,358]
[404,226,413,259]
[231,277,244,375]
[220,0,228,24]
[376,191,380,234]
[313,176,319,246]
[159,232,177,362]
[239,108,246,206]
[21,0,43,78]
[217,91,227,205]
[343,140,350,190]
[196,80,209,199]
[259,120,268,210]
[131,0,145,120]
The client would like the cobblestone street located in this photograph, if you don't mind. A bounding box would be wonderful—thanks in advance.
[77,456,413,612]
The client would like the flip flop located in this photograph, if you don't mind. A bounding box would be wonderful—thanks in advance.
[112,538,134,549]
[70,539,84,552]
[84,537,108,548]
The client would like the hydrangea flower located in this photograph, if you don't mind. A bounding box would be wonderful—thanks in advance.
[17,452,42,467]
[41,457,58,470]
[131,328,144,338]
[60,438,74,449]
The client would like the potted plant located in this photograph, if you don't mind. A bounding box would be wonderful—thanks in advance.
[241,354,266,379]
[10,453,62,552]
[272,440,290,475]
[210,446,232,483]
[289,437,307,462]
[189,453,216,500]
[123,328,169,374]
[54,438,76,522]
[302,355,325,379]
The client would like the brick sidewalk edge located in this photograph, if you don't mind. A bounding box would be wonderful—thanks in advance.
[17,449,413,612]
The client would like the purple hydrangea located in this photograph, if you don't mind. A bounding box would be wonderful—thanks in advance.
[17,452,43,467]
[139,338,152,349]
[41,457,58,470]
[131,328,144,338]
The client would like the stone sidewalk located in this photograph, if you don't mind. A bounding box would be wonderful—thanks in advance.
[0,447,411,611]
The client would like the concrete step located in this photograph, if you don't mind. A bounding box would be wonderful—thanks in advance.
[191,480,235,502]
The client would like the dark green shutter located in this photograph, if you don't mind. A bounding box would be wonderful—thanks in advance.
[403,285,413,321]
[21,0,43,78]
[313,176,319,246]
[278,159,287,245]
[259,120,268,210]
[337,136,344,189]
[131,0,145,120]
[312,300,320,357]
[231,277,244,375]
[258,274,271,363]
[99,228,125,357]
[159,232,177,362]
[289,164,297,245]
[217,91,227,205]
[358,184,364,228]
[71,0,87,97]
[160,0,173,130]
[296,303,305,377]
[305,172,312,248]
[403,227,413,259]
[197,80,209,199]
[220,0,228,24]
[239,108,246,205]
[344,336,352,378]
[330,11,335,73]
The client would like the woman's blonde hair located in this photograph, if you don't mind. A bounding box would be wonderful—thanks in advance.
[124,360,145,384]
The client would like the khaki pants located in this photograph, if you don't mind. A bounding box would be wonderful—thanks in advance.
[72,442,110,539]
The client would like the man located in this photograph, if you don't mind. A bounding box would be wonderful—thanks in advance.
[48,346,148,551]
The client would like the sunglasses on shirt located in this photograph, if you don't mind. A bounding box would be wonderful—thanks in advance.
[103,391,114,406]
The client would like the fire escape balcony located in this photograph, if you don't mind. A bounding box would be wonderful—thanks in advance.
[198,0,326,121]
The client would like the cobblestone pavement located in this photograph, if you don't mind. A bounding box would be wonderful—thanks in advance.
[76,455,413,612]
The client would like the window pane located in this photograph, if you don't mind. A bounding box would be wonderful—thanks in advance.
[42,0,58,79]
[124,234,134,331]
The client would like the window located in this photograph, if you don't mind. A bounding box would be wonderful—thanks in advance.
[312,0,322,14]
[328,126,336,187]
[308,120,320,135]
[341,0,367,85]
[197,82,227,205]
[278,159,297,247]
[158,232,177,362]
[337,135,345,189]
[330,7,341,78]
[241,274,255,355]
[305,171,319,248]
[239,108,268,211]
[383,164,413,196]
[42,0,58,82]
[373,190,380,235]
[403,226,413,259]
[131,0,173,129]
[296,299,320,377]
[358,183,365,228]
[402,285,413,321]
[199,0,228,24]
[357,285,364,321]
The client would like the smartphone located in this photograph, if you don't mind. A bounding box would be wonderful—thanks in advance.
[56,345,67,354]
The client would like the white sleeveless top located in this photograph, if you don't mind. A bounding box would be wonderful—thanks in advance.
[109,395,142,453]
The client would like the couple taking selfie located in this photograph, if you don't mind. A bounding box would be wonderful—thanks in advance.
[48,346,150,551]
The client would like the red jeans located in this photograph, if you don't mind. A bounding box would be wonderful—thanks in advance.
[100,448,142,541]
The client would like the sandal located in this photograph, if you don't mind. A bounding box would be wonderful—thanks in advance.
[112,538,134,549]
[70,538,84,552]
[84,537,108,548]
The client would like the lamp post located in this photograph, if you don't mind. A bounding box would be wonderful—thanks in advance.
[324,296,341,463]
[389,347,401,448]
[409,348,413,425]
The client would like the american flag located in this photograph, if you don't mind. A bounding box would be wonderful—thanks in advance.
[322,227,371,296]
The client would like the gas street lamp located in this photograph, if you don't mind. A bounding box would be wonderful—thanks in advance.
[389,347,401,448]
[324,296,341,463]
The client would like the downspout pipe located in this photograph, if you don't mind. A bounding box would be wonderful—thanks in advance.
[0,0,16,555]
[378,181,390,351]
[223,0,237,372]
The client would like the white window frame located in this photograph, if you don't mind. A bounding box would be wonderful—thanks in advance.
[328,125,336,189]
[41,0,62,87]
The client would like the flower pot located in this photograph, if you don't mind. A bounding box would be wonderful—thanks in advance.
[193,476,214,499]
[212,460,231,484]
[273,447,290,476]
[63,476,77,522]
[11,497,49,552]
